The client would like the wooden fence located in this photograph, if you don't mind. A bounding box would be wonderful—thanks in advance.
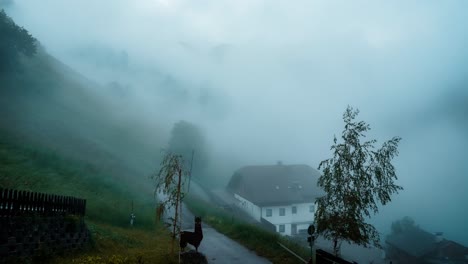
[0,188,86,217]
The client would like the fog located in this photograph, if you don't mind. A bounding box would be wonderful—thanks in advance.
[4,0,468,245]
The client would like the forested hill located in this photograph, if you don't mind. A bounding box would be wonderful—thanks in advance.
[0,9,164,184]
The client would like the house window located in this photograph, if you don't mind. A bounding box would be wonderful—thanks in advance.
[279,224,285,233]
[309,205,315,212]
[266,209,272,217]
[292,206,297,214]
[280,208,286,216]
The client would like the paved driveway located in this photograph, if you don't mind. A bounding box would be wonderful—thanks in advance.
[179,204,271,264]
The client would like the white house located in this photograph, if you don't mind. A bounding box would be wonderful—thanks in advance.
[227,163,323,236]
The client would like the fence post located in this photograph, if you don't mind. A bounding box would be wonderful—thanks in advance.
[25,191,31,213]
[18,190,23,213]
[45,194,51,216]
[72,198,77,215]
[55,195,59,214]
[9,189,14,215]
[61,196,65,214]
[6,189,11,215]
[65,196,70,214]
[33,192,38,213]
[39,193,44,214]
[42,193,46,214]
[12,189,18,215]
[0,188,4,216]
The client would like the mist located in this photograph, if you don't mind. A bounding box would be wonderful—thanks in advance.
[4,0,468,245]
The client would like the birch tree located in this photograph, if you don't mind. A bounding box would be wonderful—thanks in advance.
[153,151,187,254]
[316,106,403,256]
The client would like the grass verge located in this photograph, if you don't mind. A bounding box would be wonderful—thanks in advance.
[50,221,177,264]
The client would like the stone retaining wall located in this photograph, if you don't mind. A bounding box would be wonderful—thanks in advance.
[0,189,89,262]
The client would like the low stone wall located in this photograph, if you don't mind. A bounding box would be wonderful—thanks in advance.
[0,214,89,262]
[0,189,89,262]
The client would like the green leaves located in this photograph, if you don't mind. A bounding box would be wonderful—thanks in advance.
[152,151,187,253]
[316,106,403,255]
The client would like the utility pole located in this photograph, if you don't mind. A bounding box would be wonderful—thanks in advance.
[187,150,195,193]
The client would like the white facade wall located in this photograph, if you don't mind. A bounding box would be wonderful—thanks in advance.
[233,193,262,221]
[233,193,316,236]
[261,202,316,236]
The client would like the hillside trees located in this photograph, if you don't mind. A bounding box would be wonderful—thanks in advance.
[0,9,37,72]
[316,106,403,256]
[390,216,416,235]
[167,120,209,182]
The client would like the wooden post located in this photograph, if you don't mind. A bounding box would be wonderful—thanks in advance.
[0,188,5,216]
[25,191,30,214]
[12,189,18,215]
[187,150,194,193]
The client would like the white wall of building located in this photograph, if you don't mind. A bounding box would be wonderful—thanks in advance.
[261,202,316,236]
[233,193,317,236]
[233,193,262,221]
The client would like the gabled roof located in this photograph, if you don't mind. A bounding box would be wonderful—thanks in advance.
[438,239,468,252]
[227,164,323,206]
[386,227,468,261]
[386,227,438,257]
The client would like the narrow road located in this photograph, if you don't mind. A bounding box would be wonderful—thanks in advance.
[159,180,271,264]
[179,203,271,264]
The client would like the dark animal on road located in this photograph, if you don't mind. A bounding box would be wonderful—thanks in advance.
[180,216,203,252]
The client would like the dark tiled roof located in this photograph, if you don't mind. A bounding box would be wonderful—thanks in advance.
[438,239,468,252]
[386,227,438,257]
[227,164,323,206]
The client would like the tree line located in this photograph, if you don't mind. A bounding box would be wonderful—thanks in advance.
[0,9,37,72]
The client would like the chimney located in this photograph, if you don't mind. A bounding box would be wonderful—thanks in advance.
[277,160,283,166]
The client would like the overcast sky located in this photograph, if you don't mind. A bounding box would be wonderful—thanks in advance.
[5,0,468,244]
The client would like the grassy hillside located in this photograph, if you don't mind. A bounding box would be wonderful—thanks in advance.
[0,11,177,262]
[0,132,177,263]
[0,48,163,175]
[0,132,153,228]
[0,9,167,216]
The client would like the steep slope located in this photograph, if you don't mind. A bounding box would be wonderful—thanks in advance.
[0,12,179,262]
[0,41,167,188]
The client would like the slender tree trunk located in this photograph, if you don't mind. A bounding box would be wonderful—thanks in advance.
[171,169,182,254]
[172,206,177,254]
[178,168,182,263]
[333,238,340,257]
[172,168,182,255]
